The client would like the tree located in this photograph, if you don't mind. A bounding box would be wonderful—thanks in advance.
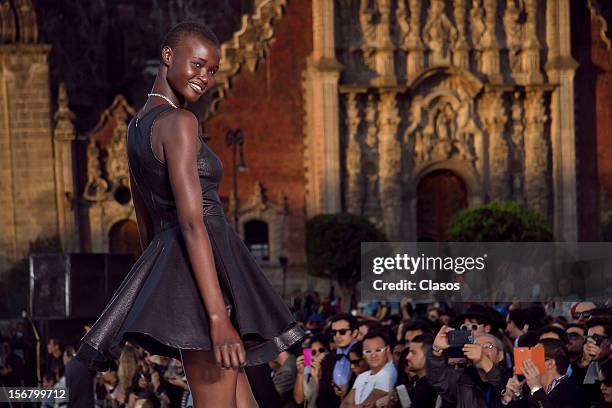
[448,201,553,242]
[305,213,386,311]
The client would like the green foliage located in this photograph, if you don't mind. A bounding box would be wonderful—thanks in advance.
[448,201,553,242]
[305,213,386,286]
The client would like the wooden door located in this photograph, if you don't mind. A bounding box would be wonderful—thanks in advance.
[417,170,468,241]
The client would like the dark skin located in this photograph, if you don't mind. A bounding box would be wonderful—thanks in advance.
[132,34,257,407]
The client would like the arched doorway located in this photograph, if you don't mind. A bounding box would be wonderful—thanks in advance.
[109,220,141,257]
[417,170,468,241]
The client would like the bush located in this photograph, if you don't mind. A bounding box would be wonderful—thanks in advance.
[448,201,553,242]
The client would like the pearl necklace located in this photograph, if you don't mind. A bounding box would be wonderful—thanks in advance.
[147,93,178,109]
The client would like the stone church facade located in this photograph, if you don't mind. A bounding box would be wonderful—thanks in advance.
[0,0,610,294]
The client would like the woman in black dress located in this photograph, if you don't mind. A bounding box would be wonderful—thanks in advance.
[76,22,305,407]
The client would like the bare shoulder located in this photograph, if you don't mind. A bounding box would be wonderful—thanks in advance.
[156,108,199,145]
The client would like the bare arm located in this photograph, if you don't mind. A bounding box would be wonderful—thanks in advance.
[340,389,357,408]
[161,109,245,368]
[358,388,388,407]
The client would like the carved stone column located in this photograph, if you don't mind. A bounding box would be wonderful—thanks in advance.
[345,92,363,215]
[481,90,510,200]
[363,95,380,220]
[524,89,550,217]
[53,83,78,252]
[406,0,424,80]
[373,0,396,87]
[545,0,578,241]
[510,91,525,201]
[481,0,502,83]
[521,0,543,83]
[304,0,343,216]
[378,91,402,240]
[453,0,469,69]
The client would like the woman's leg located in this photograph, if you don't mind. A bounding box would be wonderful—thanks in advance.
[180,348,239,408]
[235,368,259,408]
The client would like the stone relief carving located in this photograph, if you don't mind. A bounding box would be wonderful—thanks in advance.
[345,92,363,215]
[480,90,510,200]
[423,0,458,66]
[524,89,550,216]
[83,137,108,202]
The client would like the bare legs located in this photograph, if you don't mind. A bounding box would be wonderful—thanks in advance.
[180,349,259,408]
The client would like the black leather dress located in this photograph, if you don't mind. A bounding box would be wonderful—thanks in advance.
[76,104,305,370]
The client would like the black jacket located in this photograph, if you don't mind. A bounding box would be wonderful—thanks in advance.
[316,352,356,408]
[426,349,509,408]
[506,376,588,408]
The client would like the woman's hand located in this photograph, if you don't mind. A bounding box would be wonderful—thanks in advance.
[210,315,246,369]
[296,355,305,375]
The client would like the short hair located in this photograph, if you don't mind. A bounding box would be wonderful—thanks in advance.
[508,309,528,329]
[600,357,612,381]
[517,331,540,348]
[349,341,363,358]
[538,325,569,344]
[330,313,358,330]
[309,333,329,348]
[363,329,389,346]
[64,346,76,358]
[410,334,434,352]
[358,320,382,331]
[539,338,570,375]
[586,318,612,336]
[402,320,432,339]
[162,21,220,52]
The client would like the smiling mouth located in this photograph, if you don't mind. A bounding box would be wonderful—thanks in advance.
[189,82,206,94]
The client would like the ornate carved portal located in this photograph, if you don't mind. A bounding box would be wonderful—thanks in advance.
[333,0,570,240]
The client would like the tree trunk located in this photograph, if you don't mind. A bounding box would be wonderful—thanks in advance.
[337,282,355,313]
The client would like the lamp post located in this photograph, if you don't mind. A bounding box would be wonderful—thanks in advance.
[226,128,247,230]
[279,255,288,298]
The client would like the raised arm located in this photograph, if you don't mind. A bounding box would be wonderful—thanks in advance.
[162,109,245,369]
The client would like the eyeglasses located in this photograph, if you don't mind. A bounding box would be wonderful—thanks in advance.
[481,343,497,350]
[329,329,350,336]
[363,347,387,356]
[349,358,363,365]
[312,347,326,356]
[567,332,585,341]
[572,311,592,320]
[461,323,483,331]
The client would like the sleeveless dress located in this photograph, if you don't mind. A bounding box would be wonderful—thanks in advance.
[76,104,305,370]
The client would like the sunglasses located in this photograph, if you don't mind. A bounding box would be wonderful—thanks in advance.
[363,346,387,356]
[349,358,363,365]
[460,323,483,331]
[329,329,351,336]
[572,311,592,319]
[312,347,326,356]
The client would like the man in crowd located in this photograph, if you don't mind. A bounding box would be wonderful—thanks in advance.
[402,320,432,343]
[572,318,612,402]
[506,309,528,345]
[573,302,597,324]
[317,313,359,408]
[47,338,64,380]
[566,323,586,365]
[396,334,438,408]
[341,330,397,407]
[427,326,509,407]
[501,338,587,407]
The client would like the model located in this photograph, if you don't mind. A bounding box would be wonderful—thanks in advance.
[76,21,305,407]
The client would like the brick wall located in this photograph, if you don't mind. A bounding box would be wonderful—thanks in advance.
[205,0,313,265]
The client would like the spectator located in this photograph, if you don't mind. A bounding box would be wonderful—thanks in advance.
[294,334,328,408]
[506,309,529,343]
[596,357,612,407]
[566,323,586,364]
[573,302,597,324]
[427,307,441,323]
[341,330,397,407]
[316,313,359,408]
[269,349,298,407]
[573,318,612,402]
[356,320,381,342]
[0,339,24,387]
[402,320,432,343]
[502,338,587,407]
[391,341,405,367]
[389,334,438,408]
[538,325,569,344]
[348,343,369,377]
[47,338,64,380]
[427,326,509,408]
[66,348,96,408]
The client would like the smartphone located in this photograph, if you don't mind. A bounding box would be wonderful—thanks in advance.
[303,348,312,366]
[445,330,473,358]
[396,384,412,408]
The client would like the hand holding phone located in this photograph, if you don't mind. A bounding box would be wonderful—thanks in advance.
[303,348,312,367]
[396,384,412,408]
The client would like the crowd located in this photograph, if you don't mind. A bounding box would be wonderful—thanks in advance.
[1,295,611,408]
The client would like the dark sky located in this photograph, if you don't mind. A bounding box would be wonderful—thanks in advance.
[34,0,251,132]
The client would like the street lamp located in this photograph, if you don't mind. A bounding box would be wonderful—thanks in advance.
[226,128,247,230]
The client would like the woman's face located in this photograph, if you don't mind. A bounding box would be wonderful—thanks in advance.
[165,34,220,104]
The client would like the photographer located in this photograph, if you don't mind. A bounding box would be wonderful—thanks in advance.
[501,339,587,407]
[572,318,612,402]
[426,325,509,408]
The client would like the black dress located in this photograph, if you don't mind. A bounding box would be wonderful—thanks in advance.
[77,104,305,370]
